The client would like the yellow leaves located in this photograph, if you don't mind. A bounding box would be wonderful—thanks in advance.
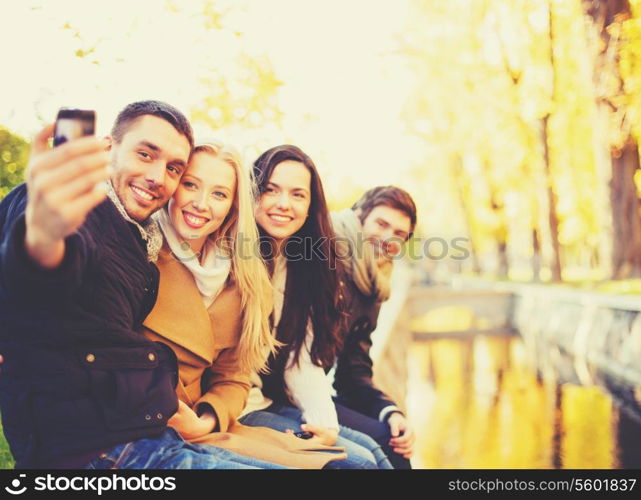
[202,1,224,30]
[0,127,28,200]
[192,54,283,132]
[620,16,641,139]
[400,0,633,273]
[634,168,641,194]
[238,54,284,102]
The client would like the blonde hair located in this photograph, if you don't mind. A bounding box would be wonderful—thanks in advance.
[194,139,278,373]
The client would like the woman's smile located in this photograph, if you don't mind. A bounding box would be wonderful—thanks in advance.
[182,210,210,229]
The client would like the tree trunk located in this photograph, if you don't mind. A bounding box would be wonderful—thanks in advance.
[544,0,563,282]
[490,196,509,279]
[454,156,482,274]
[610,140,641,277]
[497,241,509,279]
[484,157,510,279]
[592,103,615,279]
[582,0,641,279]
[541,114,563,282]
[532,227,542,282]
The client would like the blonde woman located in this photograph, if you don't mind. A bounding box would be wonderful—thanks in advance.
[141,140,345,468]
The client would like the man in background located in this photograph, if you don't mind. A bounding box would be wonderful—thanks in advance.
[332,185,418,469]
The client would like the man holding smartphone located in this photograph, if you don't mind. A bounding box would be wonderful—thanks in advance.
[332,186,418,469]
[0,101,278,469]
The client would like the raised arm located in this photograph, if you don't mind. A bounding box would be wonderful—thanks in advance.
[0,125,109,300]
[23,124,109,269]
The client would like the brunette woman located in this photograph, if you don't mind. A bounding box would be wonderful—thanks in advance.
[238,145,392,469]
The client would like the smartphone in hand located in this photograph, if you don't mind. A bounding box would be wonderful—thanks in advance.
[53,109,96,147]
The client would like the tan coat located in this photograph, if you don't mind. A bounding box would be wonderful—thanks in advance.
[141,247,346,468]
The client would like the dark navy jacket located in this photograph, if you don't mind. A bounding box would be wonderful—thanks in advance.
[0,184,178,468]
[333,277,397,419]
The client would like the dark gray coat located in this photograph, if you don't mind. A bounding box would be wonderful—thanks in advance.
[333,277,397,419]
[0,184,178,468]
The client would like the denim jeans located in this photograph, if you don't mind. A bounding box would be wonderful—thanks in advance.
[335,400,412,469]
[84,428,289,469]
[239,404,393,469]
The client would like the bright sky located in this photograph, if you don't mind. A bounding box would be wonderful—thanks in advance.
[1,0,425,199]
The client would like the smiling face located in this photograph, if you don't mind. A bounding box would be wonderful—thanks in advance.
[109,115,191,222]
[360,205,412,265]
[255,160,312,245]
[168,150,237,253]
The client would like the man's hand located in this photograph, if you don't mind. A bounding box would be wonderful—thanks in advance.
[388,412,414,459]
[24,124,110,269]
[167,400,217,440]
[292,424,339,446]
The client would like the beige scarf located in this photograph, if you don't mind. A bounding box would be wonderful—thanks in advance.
[155,208,231,308]
[331,208,391,303]
[106,181,163,262]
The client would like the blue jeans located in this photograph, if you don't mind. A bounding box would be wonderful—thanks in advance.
[239,404,393,469]
[335,401,412,469]
[84,428,289,469]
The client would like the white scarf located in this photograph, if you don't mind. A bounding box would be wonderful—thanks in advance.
[156,208,232,307]
[106,181,163,262]
[331,208,392,303]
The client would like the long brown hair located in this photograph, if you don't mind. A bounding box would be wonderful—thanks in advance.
[253,145,344,374]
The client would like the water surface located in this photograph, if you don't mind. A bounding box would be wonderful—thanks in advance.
[407,335,641,468]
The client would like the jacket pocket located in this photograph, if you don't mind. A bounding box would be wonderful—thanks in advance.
[83,343,179,432]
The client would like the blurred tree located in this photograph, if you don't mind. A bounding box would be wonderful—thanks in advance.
[13,1,285,150]
[400,0,617,282]
[401,0,564,279]
[494,0,562,280]
[454,155,482,274]
[583,0,641,278]
[542,0,563,281]
[0,127,29,201]
[1,1,284,199]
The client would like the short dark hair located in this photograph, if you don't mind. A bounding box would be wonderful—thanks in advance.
[352,185,417,238]
[110,100,194,150]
